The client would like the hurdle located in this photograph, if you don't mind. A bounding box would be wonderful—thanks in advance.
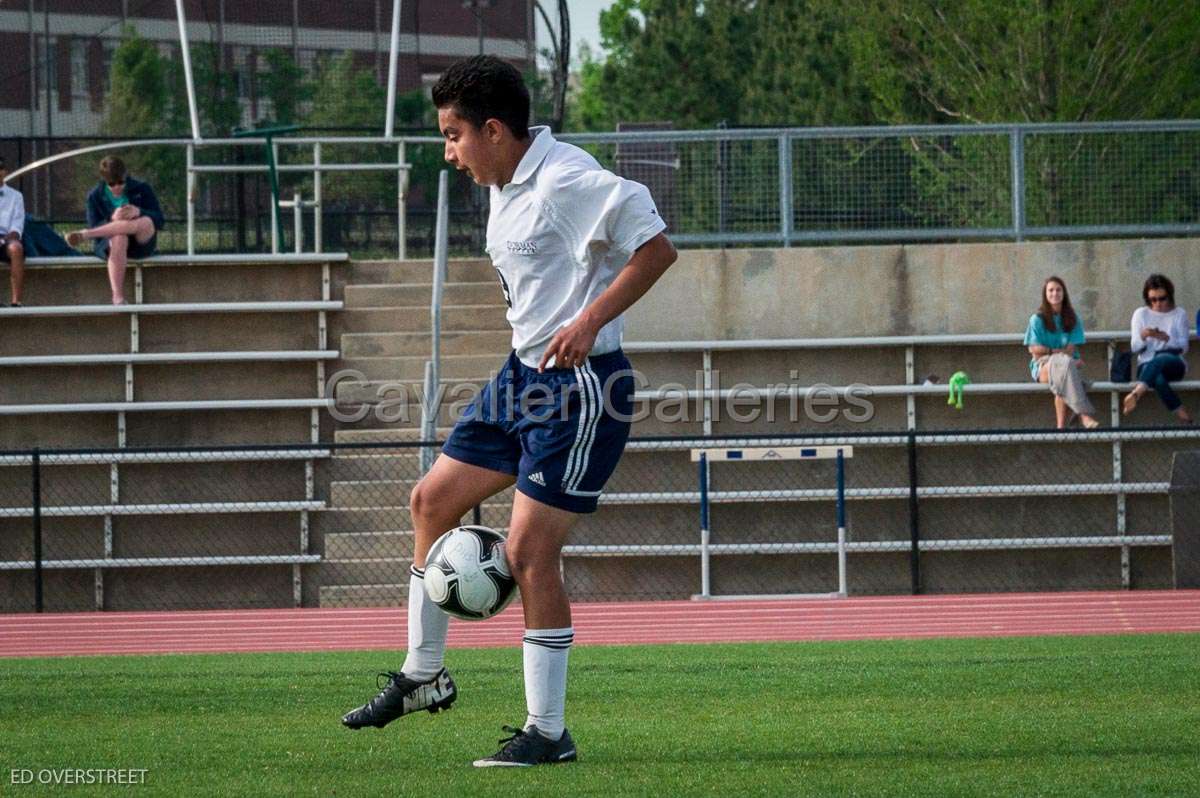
[690,445,852,600]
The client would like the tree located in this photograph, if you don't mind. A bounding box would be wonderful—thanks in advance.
[301,52,450,252]
[575,0,755,130]
[103,27,170,136]
[257,48,312,126]
[101,28,182,215]
[303,52,388,202]
[845,0,1200,227]
[190,43,240,136]
[846,0,1200,125]
[741,0,874,127]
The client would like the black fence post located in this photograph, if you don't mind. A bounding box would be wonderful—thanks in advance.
[473,505,482,526]
[32,448,44,613]
[907,433,921,595]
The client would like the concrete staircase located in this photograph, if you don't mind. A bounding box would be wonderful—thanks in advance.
[319,259,513,607]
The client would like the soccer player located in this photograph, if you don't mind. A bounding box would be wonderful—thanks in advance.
[341,55,677,767]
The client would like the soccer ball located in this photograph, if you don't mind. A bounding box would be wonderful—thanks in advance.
[423,525,517,620]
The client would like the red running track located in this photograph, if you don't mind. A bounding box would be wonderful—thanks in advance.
[2,590,1199,658]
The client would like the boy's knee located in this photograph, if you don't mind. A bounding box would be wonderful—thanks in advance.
[505,537,554,580]
[409,479,449,526]
[6,240,23,257]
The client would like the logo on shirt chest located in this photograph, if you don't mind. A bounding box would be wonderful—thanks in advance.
[506,240,538,255]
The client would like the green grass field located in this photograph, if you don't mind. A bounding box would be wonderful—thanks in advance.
[2,634,1198,797]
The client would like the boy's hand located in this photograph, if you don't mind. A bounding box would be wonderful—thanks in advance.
[538,317,599,373]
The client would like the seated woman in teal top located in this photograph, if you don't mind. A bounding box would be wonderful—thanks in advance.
[1023,276,1099,429]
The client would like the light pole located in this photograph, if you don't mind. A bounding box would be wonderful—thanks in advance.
[462,0,496,55]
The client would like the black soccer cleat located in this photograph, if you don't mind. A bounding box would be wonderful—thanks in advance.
[472,725,578,768]
[341,668,457,729]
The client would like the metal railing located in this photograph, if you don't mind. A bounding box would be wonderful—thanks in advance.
[6,120,1199,258]
[557,120,1200,246]
[420,170,451,474]
[1,255,342,444]
[7,136,413,259]
[2,430,1193,612]
[625,329,1198,431]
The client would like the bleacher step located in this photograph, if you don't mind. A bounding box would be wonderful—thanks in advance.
[341,330,513,358]
[322,558,412,586]
[318,583,408,607]
[325,530,414,560]
[331,401,473,430]
[331,479,517,508]
[349,259,495,284]
[329,453,423,482]
[334,427,456,444]
[337,305,510,334]
[344,282,503,309]
[314,500,513,536]
[335,355,499,382]
[332,376,488,402]
[331,479,416,507]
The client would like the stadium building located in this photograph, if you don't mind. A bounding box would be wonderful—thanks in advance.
[0,0,537,138]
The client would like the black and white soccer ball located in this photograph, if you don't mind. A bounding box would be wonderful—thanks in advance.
[423,525,517,620]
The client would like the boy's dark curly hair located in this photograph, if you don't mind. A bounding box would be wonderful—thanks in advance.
[432,55,530,139]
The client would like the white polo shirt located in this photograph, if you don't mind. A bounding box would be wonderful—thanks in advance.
[0,185,26,238]
[486,126,666,368]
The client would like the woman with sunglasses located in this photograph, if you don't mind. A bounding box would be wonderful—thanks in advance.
[66,156,163,305]
[1123,274,1192,423]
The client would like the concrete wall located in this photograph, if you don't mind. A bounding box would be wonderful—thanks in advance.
[626,238,1200,340]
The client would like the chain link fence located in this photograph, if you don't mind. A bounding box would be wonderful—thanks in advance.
[561,123,1200,245]
[2,427,1194,613]
[4,122,1197,260]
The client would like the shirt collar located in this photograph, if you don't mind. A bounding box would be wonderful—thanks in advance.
[508,126,554,187]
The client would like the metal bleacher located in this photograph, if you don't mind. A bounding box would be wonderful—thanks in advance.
[559,331,1200,596]
[0,254,346,609]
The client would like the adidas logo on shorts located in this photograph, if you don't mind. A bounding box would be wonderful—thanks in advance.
[528,471,546,487]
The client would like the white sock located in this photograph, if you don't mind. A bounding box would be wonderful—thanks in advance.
[400,566,448,681]
[523,626,573,740]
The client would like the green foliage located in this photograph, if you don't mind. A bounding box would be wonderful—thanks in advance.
[840,0,1200,227]
[257,48,312,126]
[299,52,390,206]
[741,0,875,127]
[845,0,1200,124]
[100,28,183,215]
[192,45,240,136]
[103,27,170,137]
[574,0,874,131]
[572,0,1200,234]
[576,0,1200,129]
[576,0,756,130]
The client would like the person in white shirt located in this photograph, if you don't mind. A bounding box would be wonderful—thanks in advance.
[341,56,677,768]
[1123,273,1192,423]
[0,156,27,307]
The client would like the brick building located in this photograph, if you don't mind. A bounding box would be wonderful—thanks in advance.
[1,0,537,137]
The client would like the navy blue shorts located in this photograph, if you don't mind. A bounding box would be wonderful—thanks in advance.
[442,349,635,514]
